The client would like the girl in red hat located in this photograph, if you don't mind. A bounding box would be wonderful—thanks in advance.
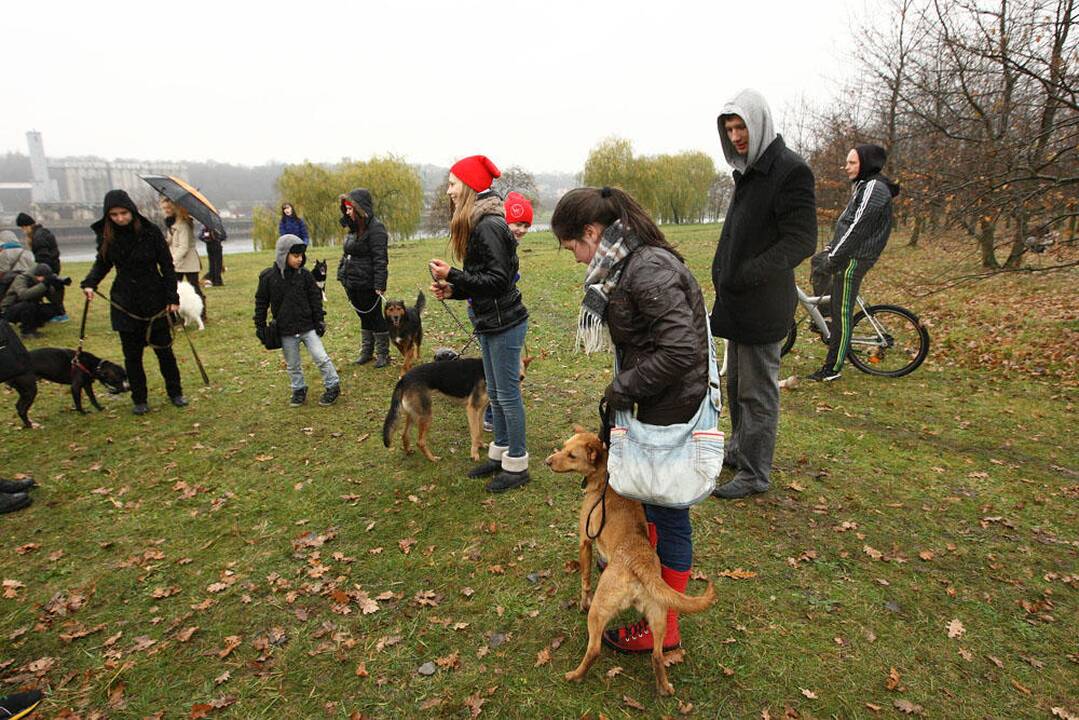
[429,155,531,492]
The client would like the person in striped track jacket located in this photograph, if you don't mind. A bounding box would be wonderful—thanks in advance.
[808,144,901,382]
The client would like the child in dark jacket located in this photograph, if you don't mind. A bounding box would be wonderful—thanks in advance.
[254,235,340,406]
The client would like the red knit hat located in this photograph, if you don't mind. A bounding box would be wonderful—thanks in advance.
[504,192,533,226]
[450,155,501,192]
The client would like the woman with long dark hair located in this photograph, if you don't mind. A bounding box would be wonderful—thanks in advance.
[550,186,710,654]
[337,189,390,367]
[279,203,309,244]
[429,155,530,493]
[81,190,186,415]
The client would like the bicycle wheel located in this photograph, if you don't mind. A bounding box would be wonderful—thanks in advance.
[780,320,798,357]
[846,304,930,377]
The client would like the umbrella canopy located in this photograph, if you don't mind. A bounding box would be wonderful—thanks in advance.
[140,175,226,238]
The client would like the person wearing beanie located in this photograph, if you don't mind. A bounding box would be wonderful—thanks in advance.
[336,188,390,368]
[255,235,340,406]
[16,211,66,321]
[504,191,534,240]
[0,231,35,298]
[81,190,187,415]
[807,143,901,382]
[0,261,64,337]
[160,196,207,323]
[429,156,531,493]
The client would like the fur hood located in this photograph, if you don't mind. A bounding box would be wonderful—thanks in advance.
[471,191,504,224]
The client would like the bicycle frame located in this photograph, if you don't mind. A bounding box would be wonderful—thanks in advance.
[795,285,872,343]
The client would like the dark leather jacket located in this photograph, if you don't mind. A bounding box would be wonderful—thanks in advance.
[608,245,709,426]
[446,194,528,335]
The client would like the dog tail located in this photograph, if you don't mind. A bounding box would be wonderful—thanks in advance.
[382,380,405,448]
[415,290,426,314]
[638,567,716,615]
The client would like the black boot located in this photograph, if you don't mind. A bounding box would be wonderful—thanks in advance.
[319,384,340,406]
[0,492,31,514]
[373,332,391,368]
[469,445,506,478]
[0,477,34,493]
[485,453,531,493]
[354,330,374,365]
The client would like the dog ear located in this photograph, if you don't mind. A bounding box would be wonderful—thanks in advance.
[586,435,604,465]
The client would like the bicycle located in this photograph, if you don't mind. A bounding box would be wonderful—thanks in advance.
[777,285,930,377]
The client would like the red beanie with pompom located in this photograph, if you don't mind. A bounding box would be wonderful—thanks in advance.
[450,155,501,192]
[504,192,533,225]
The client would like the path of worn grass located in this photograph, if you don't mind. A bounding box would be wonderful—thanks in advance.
[1,226,1075,719]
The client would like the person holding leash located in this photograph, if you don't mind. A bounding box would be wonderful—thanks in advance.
[551,185,710,654]
[81,190,187,415]
[429,155,530,493]
[337,189,390,368]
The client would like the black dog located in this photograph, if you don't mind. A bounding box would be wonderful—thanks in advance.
[312,259,328,302]
[384,291,425,377]
[6,348,129,428]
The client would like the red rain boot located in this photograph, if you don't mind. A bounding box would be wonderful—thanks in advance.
[602,565,690,654]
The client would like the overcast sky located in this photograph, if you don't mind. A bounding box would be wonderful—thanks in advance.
[5,0,863,173]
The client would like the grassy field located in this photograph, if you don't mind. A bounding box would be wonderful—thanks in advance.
[1,225,1075,719]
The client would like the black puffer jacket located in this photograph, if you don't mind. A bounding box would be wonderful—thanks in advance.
[30,226,60,274]
[81,191,178,334]
[254,236,324,336]
[446,192,528,335]
[336,188,388,292]
[710,135,817,344]
[608,244,709,426]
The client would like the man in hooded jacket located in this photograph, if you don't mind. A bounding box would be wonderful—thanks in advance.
[808,144,901,382]
[710,88,817,499]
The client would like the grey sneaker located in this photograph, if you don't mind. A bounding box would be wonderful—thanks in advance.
[289,388,307,407]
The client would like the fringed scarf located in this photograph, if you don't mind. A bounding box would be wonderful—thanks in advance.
[575,220,641,354]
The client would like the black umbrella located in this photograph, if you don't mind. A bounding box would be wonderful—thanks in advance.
[140,175,226,238]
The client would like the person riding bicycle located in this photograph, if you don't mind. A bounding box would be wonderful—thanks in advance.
[808,143,900,382]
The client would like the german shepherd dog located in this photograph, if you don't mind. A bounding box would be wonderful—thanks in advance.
[382,354,533,462]
[545,429,716,696]
[311,259,328,302]
[384,291,425,377]
[7,348,129,428]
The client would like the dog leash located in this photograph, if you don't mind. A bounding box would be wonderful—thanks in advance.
[585,397,613,541]
[169,313,211,386]
[71,296,91,373]
[428,267,479,356]
[96,292,210,385]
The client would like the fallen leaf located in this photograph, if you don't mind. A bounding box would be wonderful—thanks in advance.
[419,698,442,710]
[213,671,230,685]
[918,550,934,561]
[863,545,883,560]
[623,694,646,711]
[1051,708,1079,720]
[946,618,965,638]
[958,647,974,662]
[535,647,551,667]
[800,688,818,699]
[375,635,402,651]
[14,543,40,555]
[717,568,757,580]
[177,626,199,642]
[865,702,882,712]
[1010,678,1031,695]
[436,651,461,670]
[108,680,126,709]
[893,699,924,715]
[464,692,485,718]
[663,648,686,666]
[218,635,242,658]
[606,666,624,678]
[986,654,1004,669]
[398,537,416,555]
[885,667,901,691]
[355,662,368,678]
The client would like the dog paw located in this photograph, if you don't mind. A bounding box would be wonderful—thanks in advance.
[578,593,592,612]
[564,671,583,682]
[658,681,675,696]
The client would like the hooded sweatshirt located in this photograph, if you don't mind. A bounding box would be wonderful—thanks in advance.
[336,188,388,292]
[827,143,900,268]
[254,234,323,336]
[717,89,778,173]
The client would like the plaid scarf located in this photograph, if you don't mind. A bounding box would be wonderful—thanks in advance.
[576,220,641,354]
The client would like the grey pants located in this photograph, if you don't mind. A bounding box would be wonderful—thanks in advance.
[725,339,782,491]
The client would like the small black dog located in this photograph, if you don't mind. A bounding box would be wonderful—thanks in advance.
[312,259,328,302]
[6,348,129,428]
[384,291,426,377]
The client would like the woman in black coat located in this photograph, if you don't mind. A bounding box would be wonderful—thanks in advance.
[81,190,186,415]
[336,188,390,367]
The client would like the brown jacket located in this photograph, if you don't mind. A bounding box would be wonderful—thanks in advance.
[608,245,709,426]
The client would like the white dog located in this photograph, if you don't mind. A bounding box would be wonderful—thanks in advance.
[176,279,205,330]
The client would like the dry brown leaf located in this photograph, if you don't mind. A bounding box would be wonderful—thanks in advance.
[800,688,818,699]
[678,699,695,715]
[177,626,199,643]
[865,702,882,712]
[217,635,242,659]
[918,550,934,561]
[946,618,965,638]
[958,647,973,661]
[190,703,213,719]
[663,648,686,666]
[435,651,461,670]
[893,699,924,715]
[535,647,551,667]
[1010,678,1031,695]
[213,671,230,685]
[463,693,485,718]
[398,537,416,555]
[355,662,368,678]
[885,667,901,691]
[717,568,757,580]
[863,545,883,560]
[623,694,646,711]
[419,698,442,711]
[108,681,126,709]
[1052,708,1079,720]
[606,666,624,678]
[986,654,1004,668]
[375,635,402,651]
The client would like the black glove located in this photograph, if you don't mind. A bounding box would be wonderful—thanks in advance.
[602,382,634,412]
[316,321,326,337]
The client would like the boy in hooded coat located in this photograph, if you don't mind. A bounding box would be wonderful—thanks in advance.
[255,235,340,406]
[808,143,901,382]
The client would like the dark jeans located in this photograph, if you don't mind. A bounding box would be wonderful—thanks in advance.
[725,339,782,491]
[810,250,834,316]
[345,285,386,332]
[644,505,692,571]
[823,257,869,373]
[119,322,182,404]
[5,302,62,335]
[203,241,224,286]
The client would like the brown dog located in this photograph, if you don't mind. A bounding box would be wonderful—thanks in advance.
[384,291,425,377]
[545,428,716,696]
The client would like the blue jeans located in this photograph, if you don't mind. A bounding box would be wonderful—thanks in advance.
[645,505,693,571]
[281,330,339,391]
[476,319,528,459]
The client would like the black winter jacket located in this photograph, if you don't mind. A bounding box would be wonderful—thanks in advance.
[81,216,179,334]
[253,266,324,337]
[445,193,528,335]
[336,188,388,292]
[826,174,898,270]
[710,135,817,344]
[30,226,60,274]
[608,245,709,426]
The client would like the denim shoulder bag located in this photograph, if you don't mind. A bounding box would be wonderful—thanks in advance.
[605,320,724,508]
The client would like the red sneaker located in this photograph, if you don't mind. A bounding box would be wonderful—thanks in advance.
[601,566,689,654]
